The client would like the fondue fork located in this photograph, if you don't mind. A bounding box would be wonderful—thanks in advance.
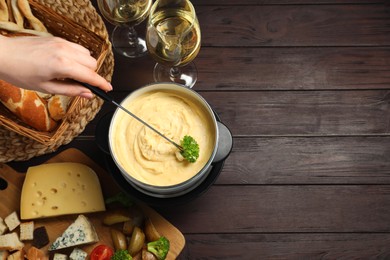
[80,82,184,152]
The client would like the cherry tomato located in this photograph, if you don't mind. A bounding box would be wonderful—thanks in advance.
[90,245,114,260]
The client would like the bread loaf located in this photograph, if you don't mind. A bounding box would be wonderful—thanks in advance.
[47,95,71,121]
[0,0,52,37]
[17,0,47,32]
[0,80,57,132]
[0,0,8,22]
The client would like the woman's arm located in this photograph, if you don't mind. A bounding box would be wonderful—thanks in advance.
[0,35,112,98]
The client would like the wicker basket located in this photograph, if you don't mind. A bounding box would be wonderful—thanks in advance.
[0,0,114,162]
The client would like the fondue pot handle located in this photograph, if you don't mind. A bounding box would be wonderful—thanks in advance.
[212,122,233,163]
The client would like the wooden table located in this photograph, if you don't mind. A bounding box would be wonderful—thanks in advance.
[9,0,390,258]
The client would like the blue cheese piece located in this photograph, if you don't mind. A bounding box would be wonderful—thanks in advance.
[53,253,68,260]
[69,248,87,260]
[49,215,98,251]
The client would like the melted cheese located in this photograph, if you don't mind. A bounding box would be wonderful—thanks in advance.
[111,90,215,186]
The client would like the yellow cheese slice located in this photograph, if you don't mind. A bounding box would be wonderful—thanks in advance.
[20,162,106,220]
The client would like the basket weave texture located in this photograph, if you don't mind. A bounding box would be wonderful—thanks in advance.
[0,0,114,162]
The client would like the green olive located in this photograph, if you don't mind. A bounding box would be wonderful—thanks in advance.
[128,226,145,256]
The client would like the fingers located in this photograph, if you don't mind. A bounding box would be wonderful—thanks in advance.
[52,58,112,93]
[49,38,98,71]
[51,78,112,99]
[64,42,98,69]
[39,79,95,98]
[50,36,91,56]
[43,38,113,94]
[5,36,112,97]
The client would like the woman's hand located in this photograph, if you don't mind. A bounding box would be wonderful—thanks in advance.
[0,35,112,98]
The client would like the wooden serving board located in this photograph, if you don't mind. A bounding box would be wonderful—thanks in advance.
[0,148,185,259]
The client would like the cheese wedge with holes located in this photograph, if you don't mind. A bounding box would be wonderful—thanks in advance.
[20,163,106,220]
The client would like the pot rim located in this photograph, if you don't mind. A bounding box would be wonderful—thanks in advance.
[108,82,219,191]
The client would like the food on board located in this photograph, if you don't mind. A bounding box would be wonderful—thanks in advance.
[49,215,99,251]
[20,163,106,220]
[0,232,24,251]
[111,90,215,187]
[19,221,33,241]
[32,226,49,249]
[0,81,59,132]
[0,0,73,132]
[4,211,20,232]
[1,161,174,259]
[69,247,88,260]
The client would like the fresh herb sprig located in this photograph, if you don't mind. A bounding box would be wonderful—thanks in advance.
[180,135,199,163]
[104,192,133,207]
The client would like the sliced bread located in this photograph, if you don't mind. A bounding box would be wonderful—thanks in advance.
[19,222,34,241]
[0,232,24,251]
[4,212,20,232]
[0,218,7,236]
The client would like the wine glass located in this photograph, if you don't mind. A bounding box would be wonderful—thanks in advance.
[98,0,152,58]
[146,0,201,88]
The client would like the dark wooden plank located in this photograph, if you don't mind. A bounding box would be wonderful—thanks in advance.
[194,0,385,5]
[219,136,390,185]
[12,145,390,234]
[12,135,390,185]
[67,136,390,186]
[6,138,107,173]
[93,3,390,47]
[91,0,385,8]
[109,47,390,91]
[180,233,390,259]
[202,90,390,136]
[159,185,390,233]
[12,144,390,233]
[8,1,390,259]
[109,51,155,91]
[196,5,390,46]
[195,47,390,91]
[82,90,390,136]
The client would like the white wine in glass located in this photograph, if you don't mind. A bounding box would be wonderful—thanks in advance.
[98,0,152,58]
[146,0,201,88]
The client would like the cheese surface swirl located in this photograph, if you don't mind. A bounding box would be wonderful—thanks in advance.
[111,90,215,186]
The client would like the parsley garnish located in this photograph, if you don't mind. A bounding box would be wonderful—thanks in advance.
[180,135,199,163]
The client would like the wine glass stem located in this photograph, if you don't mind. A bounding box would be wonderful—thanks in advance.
[170,67,181,80]
[128,26,138,46]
